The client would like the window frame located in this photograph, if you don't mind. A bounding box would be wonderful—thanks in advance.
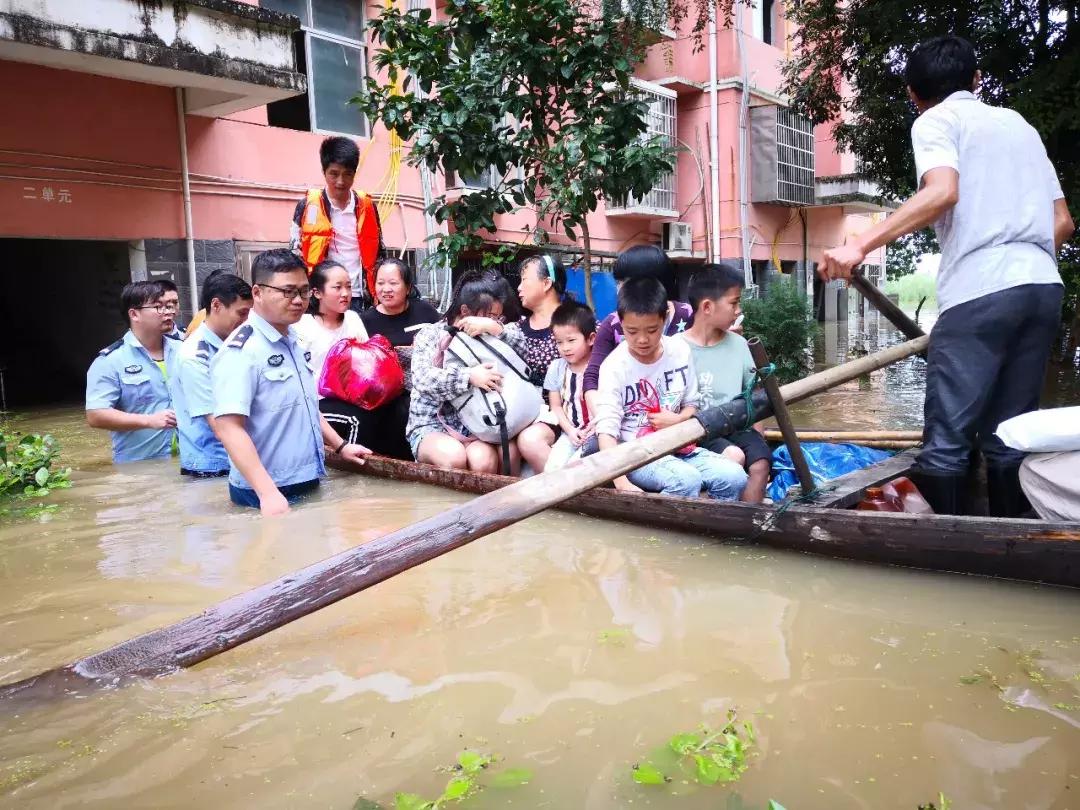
[264,0,370,139]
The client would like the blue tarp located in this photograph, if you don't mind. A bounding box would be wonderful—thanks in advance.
[565,266,617,320]
[767,441,893,502]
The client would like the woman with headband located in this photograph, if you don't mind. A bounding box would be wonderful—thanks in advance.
[515,253,571,471]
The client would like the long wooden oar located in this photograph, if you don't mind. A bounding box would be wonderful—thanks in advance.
[0,335,928,705]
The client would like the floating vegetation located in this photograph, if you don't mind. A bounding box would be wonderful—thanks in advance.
[632,711,757,789]
[388,750,531,809]
[597,628,632,646]
[958,647,1079,707]
[918,793,952,810]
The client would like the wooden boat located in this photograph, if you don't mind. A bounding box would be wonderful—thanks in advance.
[348,454,1080,589]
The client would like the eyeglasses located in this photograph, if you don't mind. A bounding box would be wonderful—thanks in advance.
[259,284,312,301]
[138,303,179,314]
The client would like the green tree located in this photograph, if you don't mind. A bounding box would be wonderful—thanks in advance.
[359,0,685,308]
[782,1,1080,314]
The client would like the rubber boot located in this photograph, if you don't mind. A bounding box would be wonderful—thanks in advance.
[985,465,1032,518]
[909,470,967,516]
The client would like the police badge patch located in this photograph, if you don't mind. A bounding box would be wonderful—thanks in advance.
[124,364,143,374]
[304,351,312,362]
[268,354,284,367]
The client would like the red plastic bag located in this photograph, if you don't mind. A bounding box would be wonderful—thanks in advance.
[318,334,404,410]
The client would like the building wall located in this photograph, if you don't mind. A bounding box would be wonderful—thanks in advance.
[0,0,883,302]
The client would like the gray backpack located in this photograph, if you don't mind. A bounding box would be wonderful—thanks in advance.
[442,330,542,456]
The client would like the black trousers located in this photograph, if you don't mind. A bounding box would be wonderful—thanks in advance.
[319,393,413,460]
[918,283,1062,474]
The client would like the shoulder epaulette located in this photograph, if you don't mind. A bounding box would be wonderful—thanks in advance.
[195,340,212,361]
[165,332,181,341]
[226,325,254,350]
[98,338,124,357]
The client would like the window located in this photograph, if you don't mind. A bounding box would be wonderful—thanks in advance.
[608,78,678,217]
[263,0,368,138]
[751,0,774,45]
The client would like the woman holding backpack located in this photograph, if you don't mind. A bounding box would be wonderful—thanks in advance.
[407,270,536,473]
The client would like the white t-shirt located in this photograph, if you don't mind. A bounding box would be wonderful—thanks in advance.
[327,193,365,299]
[294,311,368,396]
[593,336,699,444]
[910,91,1064,312]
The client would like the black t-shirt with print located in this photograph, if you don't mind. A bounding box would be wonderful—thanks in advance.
[360,299,442,346]
[518,317,560,388]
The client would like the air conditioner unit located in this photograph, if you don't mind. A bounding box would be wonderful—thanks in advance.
[751,105,815,206]
[662,222,692,253]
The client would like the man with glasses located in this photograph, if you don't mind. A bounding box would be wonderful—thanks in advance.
[211,249,371,516]
[86,280,181,463]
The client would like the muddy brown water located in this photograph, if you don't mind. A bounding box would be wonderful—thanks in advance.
[2,316,1079,809]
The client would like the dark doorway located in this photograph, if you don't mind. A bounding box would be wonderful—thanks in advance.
[0,239,130,408]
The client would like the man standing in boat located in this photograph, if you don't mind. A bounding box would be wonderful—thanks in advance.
[819,35,1075,516]
[290,136,384,311]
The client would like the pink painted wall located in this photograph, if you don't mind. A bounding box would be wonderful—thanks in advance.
[0,0,880,273]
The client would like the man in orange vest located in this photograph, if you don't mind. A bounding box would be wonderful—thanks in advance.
[290,136,384,313]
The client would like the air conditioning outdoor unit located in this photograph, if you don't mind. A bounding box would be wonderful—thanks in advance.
[662,222,693,254]
[750,105,815,206]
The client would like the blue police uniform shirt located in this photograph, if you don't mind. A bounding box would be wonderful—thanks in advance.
[85,330,180,463]
[210,310,325,491]
[171,322,229,473]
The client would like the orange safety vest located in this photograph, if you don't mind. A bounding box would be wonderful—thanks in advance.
[297,188,381,297]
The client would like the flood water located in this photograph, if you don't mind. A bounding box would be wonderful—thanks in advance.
[2,403,1080,810]
[4,311,1080,809]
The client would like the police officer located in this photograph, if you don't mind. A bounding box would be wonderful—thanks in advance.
[171,270,252,477]
[211,249,371,516]
[86,280,180,463]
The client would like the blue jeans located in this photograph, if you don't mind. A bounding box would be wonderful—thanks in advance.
[229,479,320,508]
[628,448,748,500]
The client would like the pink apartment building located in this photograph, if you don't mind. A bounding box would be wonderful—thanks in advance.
[0,0,890,407]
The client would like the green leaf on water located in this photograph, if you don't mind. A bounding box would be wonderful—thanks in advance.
[393,794,433,810]
[694,753,722,785]
[456,750,488,774]
[440,775,472,801]
[491,767,533,788]
[632,762,667,785]
[959,674,984,685]
[352,799,385,810]
[668,732,702,754]
[767,802,788,810]
[34,467,49,487]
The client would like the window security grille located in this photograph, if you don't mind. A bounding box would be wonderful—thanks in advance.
[750,105,815,206]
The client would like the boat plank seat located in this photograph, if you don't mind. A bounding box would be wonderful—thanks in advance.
[802,448,921,509]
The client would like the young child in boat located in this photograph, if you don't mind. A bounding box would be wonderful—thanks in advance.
[592,276,747,499]
[543,300,597,471]
[679,263,771,503]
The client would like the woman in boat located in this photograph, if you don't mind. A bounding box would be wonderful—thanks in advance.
[407,270,529,472]
[296,259,412,460]
[360,258,441,349]
[581,245,693,416]
[515,253,571,472]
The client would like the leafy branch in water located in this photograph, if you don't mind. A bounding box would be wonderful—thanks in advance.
[0,429,71,509]
[388,750,531,810]
[918,793,952,810]
[632,710,757,788]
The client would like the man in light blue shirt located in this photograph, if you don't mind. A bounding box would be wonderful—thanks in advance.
[86,281,181,463]
[211,249,371,515]
[819,35,1074,516]
[172,270,252,477]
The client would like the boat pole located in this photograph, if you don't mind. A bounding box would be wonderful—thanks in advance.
[748,338,816,496]
[0,335,930,705]
[848,269,925,340]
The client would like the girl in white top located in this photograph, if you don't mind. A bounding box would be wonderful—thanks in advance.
[294,259,368,392]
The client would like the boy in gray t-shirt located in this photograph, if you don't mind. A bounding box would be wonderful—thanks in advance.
[819,35,1074,517]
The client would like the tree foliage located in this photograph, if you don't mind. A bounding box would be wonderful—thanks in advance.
[782,0,1080,313]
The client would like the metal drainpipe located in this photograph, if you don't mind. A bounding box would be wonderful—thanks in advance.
[708,10,721,263]
[735,2,752,289]
[175,88,198,315]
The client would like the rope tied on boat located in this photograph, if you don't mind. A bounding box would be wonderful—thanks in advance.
[746,481,838,541]
[742,362,776,428]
